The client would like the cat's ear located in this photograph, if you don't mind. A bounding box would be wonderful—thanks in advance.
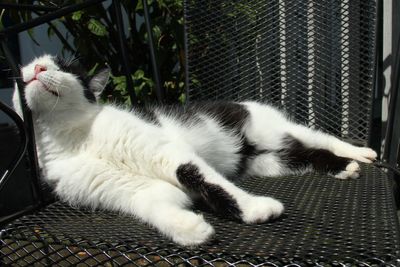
[89,68,110,98]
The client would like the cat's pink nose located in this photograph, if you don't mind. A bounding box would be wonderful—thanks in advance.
[34,64,47,76]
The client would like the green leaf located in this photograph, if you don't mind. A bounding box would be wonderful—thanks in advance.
[152,25,161,41]
[135,0,143,11]
[126,96,132,106]
[133,69,145,80]
[72,11,84,21]
[113,76,126,84]
[164,81,175,89]
[115,81,127,92]
[88,63,99,76]
[134,82,146,96]
[88,18,108,36]
[47,26,55,38]
[111,75,127,92]
[146,79,155,87]
[191,78,200,86]
[178,93,186,103]
[136,0,154,11]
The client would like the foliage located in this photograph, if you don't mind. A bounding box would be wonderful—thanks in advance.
[2,0,185,105]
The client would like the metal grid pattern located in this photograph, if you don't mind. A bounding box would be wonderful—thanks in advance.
[1,165,399,266]
[184,0,376,144]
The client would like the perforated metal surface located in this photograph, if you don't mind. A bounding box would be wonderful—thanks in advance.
[185,0,376,144]
[1,165,399,266]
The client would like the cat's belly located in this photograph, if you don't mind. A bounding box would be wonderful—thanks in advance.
[184,121,242,178]
[195,143,241,178]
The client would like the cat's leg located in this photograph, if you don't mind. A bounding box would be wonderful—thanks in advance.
[53,159,214,246]
[286,124,377,163]
[276,134,363,179]
[243,102,377,179]
[247,135,365,179]
[151,150,284,223]
[129,179,215,246]
[281,125,377,179]
[248,127,374,179]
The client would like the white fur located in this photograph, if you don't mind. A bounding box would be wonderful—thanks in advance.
[239,196,284,224]
[334,161,361,179]
[13,55,377,246]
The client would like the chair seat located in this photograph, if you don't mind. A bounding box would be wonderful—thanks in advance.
[1,165,399,266]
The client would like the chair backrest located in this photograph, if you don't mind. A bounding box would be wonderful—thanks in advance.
[184,0,377,145]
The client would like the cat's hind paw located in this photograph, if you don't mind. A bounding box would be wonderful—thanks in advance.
[240,196,284,224]
[170,213,214,246]
[334,160,360,179]
[353,147,377,163]
[336,146,377,163]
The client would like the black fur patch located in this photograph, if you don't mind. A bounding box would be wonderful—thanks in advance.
[233,138,260,179]
[176,163,242,220]
[279,135,351,174]
[83,88,96,103]
[148,102,250,130]
[188,102,249,134]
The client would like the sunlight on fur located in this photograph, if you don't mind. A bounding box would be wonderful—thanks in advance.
[13,55,377,246]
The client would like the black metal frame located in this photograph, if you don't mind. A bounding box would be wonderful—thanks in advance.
[381,1,400,194]
[0,40,42,216]
[385,34,400,188]
[383,35,400,162]
[0,94,27,192]
[369,0,383,156]
[0,0,163,224]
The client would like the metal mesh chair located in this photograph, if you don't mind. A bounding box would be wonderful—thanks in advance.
[1,0,400,266]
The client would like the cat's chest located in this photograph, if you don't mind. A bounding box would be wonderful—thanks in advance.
[37,126,89,159]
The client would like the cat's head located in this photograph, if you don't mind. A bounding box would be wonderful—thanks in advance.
[13,54,110,115]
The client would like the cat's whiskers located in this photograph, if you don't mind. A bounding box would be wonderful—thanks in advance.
[66,55,75,67]
[68,56,81,67]
[64,51,80,68]
[48,80,61,114]
[49,92,60,115]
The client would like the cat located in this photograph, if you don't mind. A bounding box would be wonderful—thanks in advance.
[13,55,377,246]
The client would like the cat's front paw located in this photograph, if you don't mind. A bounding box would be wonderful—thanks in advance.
[239,196,284,224]
[334,160,360,179]
[171,213,214,246]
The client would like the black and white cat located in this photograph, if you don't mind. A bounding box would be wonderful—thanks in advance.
[13,55,377,246]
